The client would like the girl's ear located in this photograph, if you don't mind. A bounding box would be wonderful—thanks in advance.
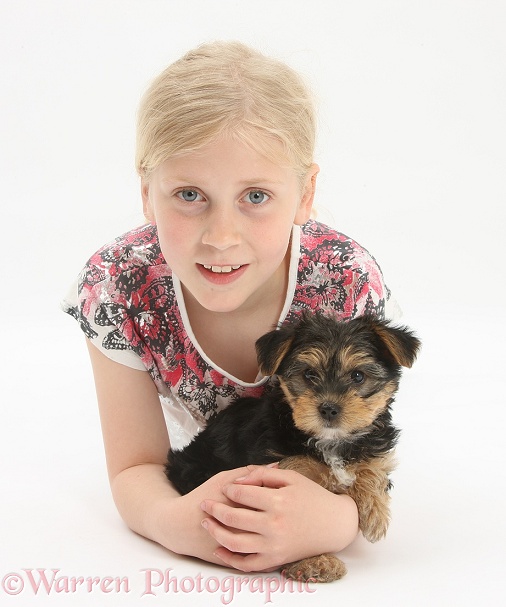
[141,179,155,223]
[294,163,319,226]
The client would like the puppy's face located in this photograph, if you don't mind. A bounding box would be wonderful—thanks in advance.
[256,314,420,440]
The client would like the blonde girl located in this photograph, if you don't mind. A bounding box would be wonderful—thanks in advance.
[63,41,396,573]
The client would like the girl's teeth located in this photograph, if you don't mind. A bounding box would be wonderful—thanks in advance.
[203,265,242,273]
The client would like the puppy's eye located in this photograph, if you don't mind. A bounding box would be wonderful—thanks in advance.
[304,369,319,383]
[351,370,365,384]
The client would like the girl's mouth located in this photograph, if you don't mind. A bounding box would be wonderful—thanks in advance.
[197,263,248,284]
[202,264,242,274]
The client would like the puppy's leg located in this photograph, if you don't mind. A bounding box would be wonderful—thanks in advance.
[279,455,341,492]
[279,456,347,582]
[346,452,396,543]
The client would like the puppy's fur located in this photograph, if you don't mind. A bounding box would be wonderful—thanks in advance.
[166,313,420,582]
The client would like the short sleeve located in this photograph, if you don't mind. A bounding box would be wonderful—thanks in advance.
[348,247,402,322]
[294,220,402,322]
[61,224,168,373]
[61,278,147,371]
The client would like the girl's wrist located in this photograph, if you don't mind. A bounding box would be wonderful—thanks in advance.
[337,494,360,550]
[320,493,359,553]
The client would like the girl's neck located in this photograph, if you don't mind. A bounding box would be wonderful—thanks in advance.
[182,252,290,383]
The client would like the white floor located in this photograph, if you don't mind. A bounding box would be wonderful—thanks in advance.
[1,305,505,606]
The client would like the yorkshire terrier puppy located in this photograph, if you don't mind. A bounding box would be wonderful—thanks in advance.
[166,313,420,582]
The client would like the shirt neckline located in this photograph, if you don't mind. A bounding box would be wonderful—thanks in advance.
[172,225,301,388]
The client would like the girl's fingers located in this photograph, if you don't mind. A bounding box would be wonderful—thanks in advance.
[200,515,261,555]
[206,466,302,515]
[213,546,279,573]
[222,481,285,513]
[233,464,295,488]
[200,498,266,533]
[199,465,315,570]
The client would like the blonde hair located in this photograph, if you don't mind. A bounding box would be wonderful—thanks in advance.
[136,41,316,183]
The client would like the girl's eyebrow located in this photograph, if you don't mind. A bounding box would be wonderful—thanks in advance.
[240,178,285,186]
[162,176,285,187]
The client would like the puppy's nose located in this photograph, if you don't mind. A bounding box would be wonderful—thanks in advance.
[319,402,341,422]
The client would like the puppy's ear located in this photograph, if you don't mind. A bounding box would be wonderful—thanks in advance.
[255,325,296,376]
[368,318,421,368]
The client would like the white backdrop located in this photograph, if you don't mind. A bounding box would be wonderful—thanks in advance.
[1,1,505,606]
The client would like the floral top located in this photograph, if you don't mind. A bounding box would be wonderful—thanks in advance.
[62,219,398,448]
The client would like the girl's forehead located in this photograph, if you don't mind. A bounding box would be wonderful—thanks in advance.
[156,135,296,183]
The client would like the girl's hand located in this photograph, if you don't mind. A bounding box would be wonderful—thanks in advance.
[168,466,254,564]
[199,465,359,573]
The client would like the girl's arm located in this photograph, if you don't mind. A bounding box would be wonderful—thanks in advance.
[86,340,359,571]
[86,340,251,565]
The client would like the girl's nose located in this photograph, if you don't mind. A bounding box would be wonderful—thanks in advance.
[201,206,242,250]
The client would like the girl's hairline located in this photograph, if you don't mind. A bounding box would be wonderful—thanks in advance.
[138,129,314,185]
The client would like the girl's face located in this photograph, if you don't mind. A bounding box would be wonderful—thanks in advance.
[142,135,318,315]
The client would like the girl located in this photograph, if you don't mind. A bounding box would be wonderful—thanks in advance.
[63,41,398,573]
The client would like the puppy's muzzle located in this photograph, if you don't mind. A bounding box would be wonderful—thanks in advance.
[319,402,341,423]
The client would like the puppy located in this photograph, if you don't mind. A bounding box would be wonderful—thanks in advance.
[166,313,420,581]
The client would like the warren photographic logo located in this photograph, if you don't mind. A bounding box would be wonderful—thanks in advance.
[2,568,317,604]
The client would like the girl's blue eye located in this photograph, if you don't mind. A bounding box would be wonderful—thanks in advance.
[245,191,270,205]
[177,189,202,202]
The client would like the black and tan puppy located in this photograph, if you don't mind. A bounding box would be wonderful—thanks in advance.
[166,313,420,582]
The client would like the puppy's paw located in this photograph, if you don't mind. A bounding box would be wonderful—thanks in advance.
[282,553,347,583]
[352,477,392,543]
[359,508,389,543]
